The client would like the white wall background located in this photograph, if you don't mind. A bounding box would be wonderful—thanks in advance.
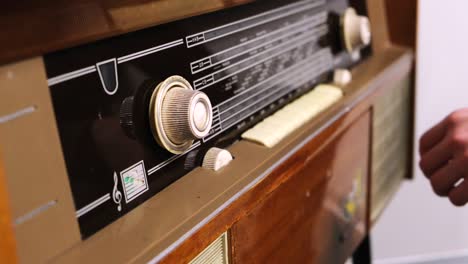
[372,0,468,261]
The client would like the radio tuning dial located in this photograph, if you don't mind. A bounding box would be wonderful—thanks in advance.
[342,7,371,53]
[149,76,213,154]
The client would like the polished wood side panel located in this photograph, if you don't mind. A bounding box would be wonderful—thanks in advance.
[366,0,391,52]
[385,0,417,48]
[0,0,251,64]
[0,150,18,264]
[231,112,370,264]
[367,0,417,51]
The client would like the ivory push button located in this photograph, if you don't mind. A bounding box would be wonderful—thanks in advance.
[202,148,233,171]
[242,84,343,148]
[149,76,213,154]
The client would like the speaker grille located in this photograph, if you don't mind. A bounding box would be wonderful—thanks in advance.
[189,232,229,264]
[371,76,412,222]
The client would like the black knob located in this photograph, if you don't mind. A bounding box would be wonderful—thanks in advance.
[120,96,136,139]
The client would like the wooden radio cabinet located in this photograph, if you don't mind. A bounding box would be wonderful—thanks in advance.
[0,0,416,263]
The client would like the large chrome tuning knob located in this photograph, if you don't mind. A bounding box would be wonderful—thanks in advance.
[149,76,213,154]
[342,7,371,53]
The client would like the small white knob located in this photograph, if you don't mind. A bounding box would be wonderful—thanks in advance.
[350,50,361,61]
[342,8,372,53]
[333,69,352,87]
[202,148,233,171]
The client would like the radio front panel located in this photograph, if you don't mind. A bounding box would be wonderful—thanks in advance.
[44,0,366,238]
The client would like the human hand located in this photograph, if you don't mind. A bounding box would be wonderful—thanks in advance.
[419,109,468,206]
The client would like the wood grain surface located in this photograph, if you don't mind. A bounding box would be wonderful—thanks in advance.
[385,0,417,48]
[0,0,252,64]
[231,112,370,264]
[0,149,17,264]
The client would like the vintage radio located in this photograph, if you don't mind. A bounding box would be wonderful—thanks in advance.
[0,0,416,263]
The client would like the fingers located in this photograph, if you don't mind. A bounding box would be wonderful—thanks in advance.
[419,136,454,177]
[420,109,468,155]
[419,118,448,155]
[449,179,468,206]
[429,156,465,196]
[419,109,468,206]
